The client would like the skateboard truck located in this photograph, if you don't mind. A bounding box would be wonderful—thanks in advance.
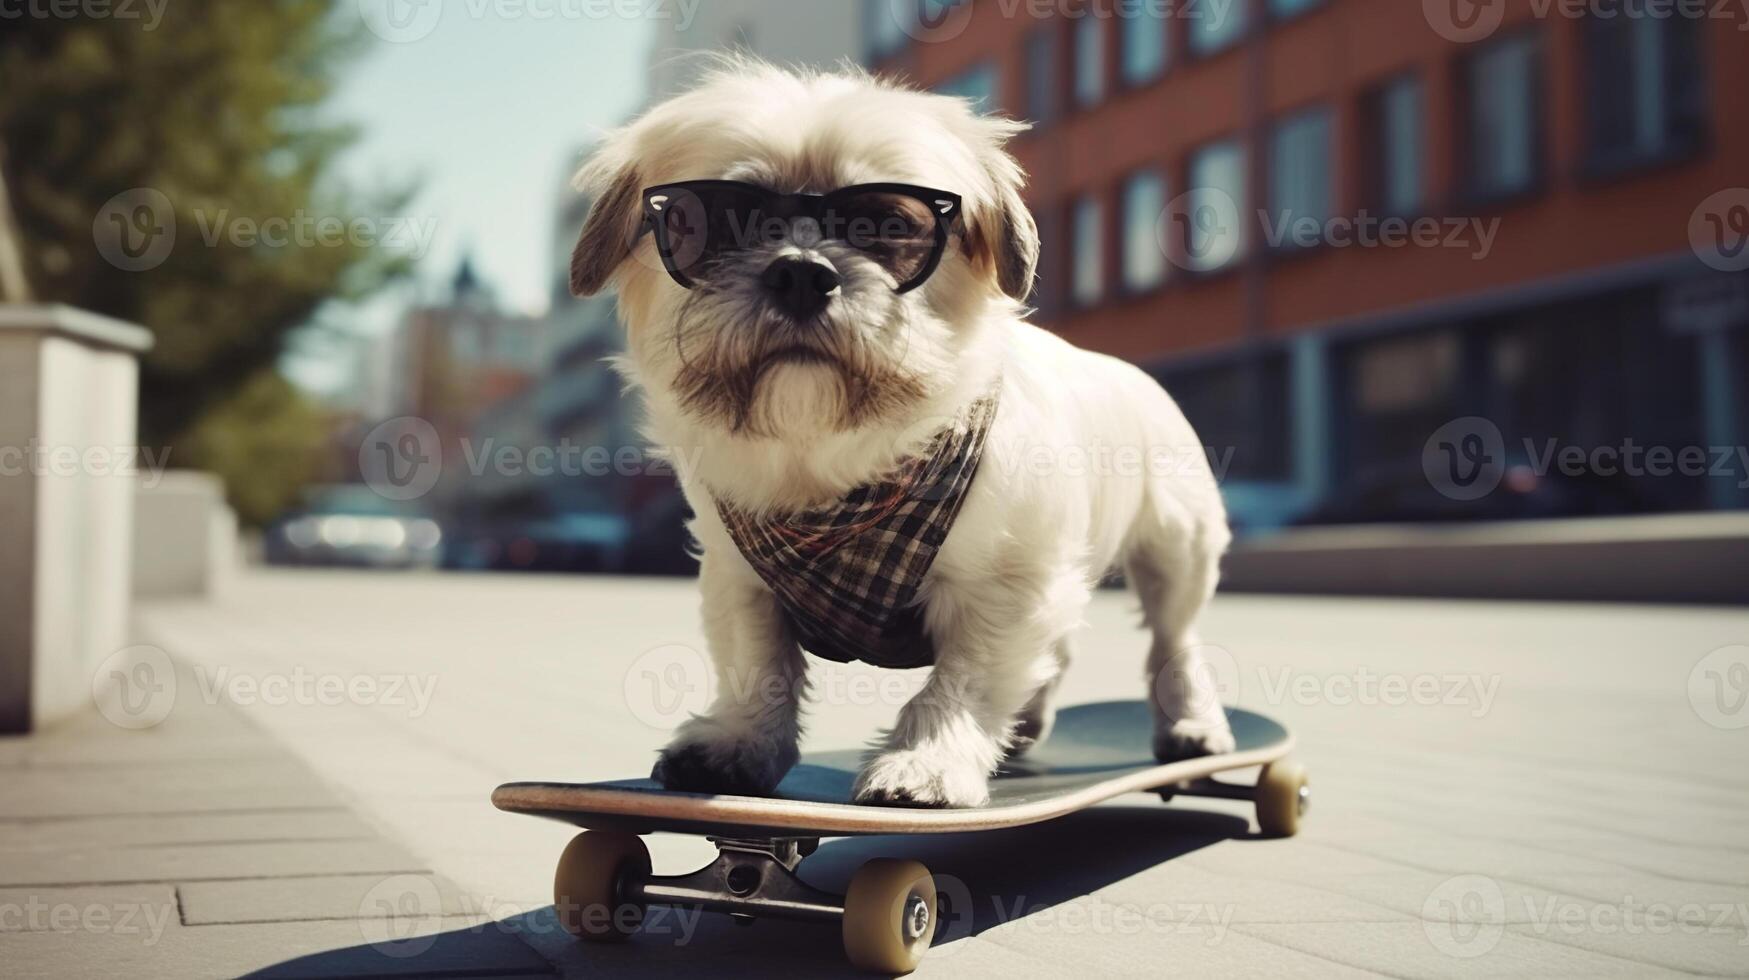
[1158,764,1310,834]
[633,837,842,923]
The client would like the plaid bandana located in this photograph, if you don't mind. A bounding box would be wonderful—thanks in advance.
[715,388,1002,670]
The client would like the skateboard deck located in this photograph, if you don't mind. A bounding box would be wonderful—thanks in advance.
[494,701,1306,974]
[494,701,1292,838]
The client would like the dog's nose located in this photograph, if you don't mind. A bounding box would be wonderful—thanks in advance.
[761,256,841,320]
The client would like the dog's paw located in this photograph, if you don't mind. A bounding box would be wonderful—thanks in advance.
[852,749,990,808]
[1004,705,1057,760]
[1153,718,1237,763]
[650,717,797,796]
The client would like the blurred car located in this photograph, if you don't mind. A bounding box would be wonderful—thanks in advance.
[1296,461,1659,527]
[622,490,700,576]
[264,485,444,569]
[442,508,631,573]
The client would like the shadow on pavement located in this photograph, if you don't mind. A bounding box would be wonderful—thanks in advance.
[253,801,1252,973]
[246,803,1248,977]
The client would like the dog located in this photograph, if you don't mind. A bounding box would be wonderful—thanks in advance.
[567,57,1234,808]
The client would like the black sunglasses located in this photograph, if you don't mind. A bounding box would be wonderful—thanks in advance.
[641,181,962,293]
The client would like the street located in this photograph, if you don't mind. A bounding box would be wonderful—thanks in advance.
[5,569,1747,977]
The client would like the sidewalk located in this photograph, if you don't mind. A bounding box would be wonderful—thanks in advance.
[0,658,549,978]
[6,568,1747,977]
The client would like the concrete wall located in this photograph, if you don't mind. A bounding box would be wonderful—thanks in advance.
[1222,513,1749,605]
[133,471,237,600]
[0,305,152,733]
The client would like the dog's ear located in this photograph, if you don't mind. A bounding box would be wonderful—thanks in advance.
[962,120,1041,303]
[569,156,644,298]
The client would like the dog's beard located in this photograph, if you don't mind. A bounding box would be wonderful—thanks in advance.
[668,277,930,438]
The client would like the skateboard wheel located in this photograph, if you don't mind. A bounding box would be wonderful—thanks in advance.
[554,831,650,942]
[1256,758,1309,837]
[842,858,935,975]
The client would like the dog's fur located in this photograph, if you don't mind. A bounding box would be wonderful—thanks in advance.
[571,58,1234,807]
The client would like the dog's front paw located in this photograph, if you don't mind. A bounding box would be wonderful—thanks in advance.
[1153,717,1237,763]
[651,716,797,796]
[852,749,990,808]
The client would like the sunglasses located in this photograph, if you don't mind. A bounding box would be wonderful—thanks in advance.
[641,181,962,293]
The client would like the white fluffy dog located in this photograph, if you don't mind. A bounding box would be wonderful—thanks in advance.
[569,58,1233,808]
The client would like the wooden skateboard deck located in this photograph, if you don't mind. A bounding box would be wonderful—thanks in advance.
[494,701,1306,974]
[494,701,1293,838]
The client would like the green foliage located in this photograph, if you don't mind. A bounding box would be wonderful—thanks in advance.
[0,0,410,459]
[180,368,330,527]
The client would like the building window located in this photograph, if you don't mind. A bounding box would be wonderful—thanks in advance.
[1072,195,1105,307]
[1334,328,1465,499]
[1185,140,1246,273]
[863,0,910,61]
[1155,352,1293,483]
[1464,31,1543,201]
[1581,6,1707,173]
[1074,14,1105,108]
[1369,74,1426,215]
[1122,171,1167,293]
[1269,107,1334,249]
[1120,5,1168,86]
[1025,25,1058,124]
[936,63,998,113]
[1189,0,1246,56]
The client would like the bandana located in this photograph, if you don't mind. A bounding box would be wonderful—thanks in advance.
[714,388,1001,670]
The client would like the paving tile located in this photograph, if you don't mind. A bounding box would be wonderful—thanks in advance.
[0,914,552,979]
[0,810,376,851]
[1232,921,1687,978]
[1182,838,1426,880]
[180,873,478,925]
[1311,871,1613,926]
[1507,870,1749,915]
[1094,861,1413,925]
[976,893,1387,978]
[0,838,429,887]
[0,884,179,938]
[0,761,344,819]
[1503,920,1749,977]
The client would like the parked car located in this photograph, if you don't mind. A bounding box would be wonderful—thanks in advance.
[264,485,444,569]
[442,509,632,573]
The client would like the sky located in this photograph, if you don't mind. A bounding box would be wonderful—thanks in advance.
[284,2,658,394]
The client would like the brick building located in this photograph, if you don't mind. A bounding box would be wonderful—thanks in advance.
[867,0,1749,530]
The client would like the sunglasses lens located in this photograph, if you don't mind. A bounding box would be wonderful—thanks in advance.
[830,191,941,286]
[657,185,768,277]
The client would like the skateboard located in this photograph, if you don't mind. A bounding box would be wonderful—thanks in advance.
[493,700,1305,974]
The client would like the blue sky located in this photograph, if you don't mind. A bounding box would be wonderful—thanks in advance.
[287,4,656,393]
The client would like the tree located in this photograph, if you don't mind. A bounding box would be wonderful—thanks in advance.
[0,1,410,464]
[0,154,30,301]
